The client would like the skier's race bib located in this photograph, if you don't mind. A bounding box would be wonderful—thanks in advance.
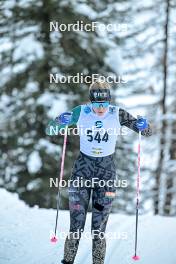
[77,104,121,157]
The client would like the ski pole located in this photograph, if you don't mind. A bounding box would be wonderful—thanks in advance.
[50,125,68,243]
[132,130,141,260]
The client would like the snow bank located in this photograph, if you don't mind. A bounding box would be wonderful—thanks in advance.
[0,188,176,264]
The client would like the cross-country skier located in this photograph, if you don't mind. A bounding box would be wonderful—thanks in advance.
[46,81,152,264]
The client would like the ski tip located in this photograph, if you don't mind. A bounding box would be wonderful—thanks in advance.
[132,255,140,261]
[50,236,58,243]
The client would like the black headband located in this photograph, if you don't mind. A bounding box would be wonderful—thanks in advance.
[89,88,111,102]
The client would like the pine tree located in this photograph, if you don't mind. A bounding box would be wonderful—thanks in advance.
[0,0,127,208]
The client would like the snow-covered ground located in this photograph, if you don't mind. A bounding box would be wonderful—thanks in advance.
[0,188,176,264]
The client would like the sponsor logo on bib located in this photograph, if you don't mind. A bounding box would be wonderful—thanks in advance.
[95,121,103,128]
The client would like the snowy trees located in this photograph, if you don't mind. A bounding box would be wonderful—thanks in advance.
[152,0,176,216]
[1,0,175,214]
[0,0,124,207]
[162,0,176,216]
[154,0,170,215]
[113,0,176,215]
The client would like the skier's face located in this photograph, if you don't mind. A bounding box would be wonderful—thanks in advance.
[93,107,107,116]
[92,102,109,116]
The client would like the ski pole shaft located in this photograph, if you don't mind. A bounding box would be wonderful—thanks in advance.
[54,125,68,236]
[132,130,141,260]
[134,200,139,257]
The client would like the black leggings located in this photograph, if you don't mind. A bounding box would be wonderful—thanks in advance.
[63,152,116,264]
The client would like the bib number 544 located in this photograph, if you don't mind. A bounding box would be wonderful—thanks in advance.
[86,130,109,143]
